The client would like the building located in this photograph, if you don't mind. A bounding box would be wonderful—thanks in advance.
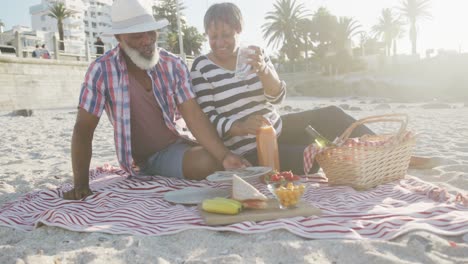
[0,25,55,57]
[28,0,167,56]
[82,0,113,42]
[1,0,169,58]
[30,0,113,55]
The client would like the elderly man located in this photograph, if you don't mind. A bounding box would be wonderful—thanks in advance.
[64,0,249,200]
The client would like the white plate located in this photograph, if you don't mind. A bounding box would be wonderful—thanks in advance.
[206,166,273,183]
[163,187,230,205]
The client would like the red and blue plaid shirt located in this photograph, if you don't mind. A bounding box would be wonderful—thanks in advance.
[78,45,195,174]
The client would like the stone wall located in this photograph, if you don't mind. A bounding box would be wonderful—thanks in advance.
[0,56,89,111]
[0,56,311,111]
[7,55,464,112]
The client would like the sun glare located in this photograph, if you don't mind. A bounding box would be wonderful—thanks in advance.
[203,0,468,55]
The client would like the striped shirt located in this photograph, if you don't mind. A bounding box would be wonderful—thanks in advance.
[78,45,195,174]
[191,54,286,155]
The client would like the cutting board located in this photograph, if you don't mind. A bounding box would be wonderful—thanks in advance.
[199,199,321,226]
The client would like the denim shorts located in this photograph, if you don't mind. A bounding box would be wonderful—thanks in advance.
[138,139,191,179]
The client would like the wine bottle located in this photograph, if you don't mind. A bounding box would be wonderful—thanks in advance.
[305,125,334,148]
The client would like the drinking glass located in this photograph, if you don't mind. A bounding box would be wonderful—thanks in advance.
[235,43,254,80]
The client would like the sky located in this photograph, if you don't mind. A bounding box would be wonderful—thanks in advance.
[1,0,467,56]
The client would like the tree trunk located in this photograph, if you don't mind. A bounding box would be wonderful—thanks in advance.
[410,21,417,55]
[303,35,308,71]
[58,19,64,51]
[304,37,308,60]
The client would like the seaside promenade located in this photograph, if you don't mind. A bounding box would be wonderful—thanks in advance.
[1,53,468,112]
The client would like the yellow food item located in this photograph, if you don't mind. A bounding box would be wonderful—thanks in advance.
[274,183,305,208]
[202,198,242,215]
[213,197,243,208]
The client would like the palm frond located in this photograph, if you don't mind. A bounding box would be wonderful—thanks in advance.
[397,0,432,22]
[47,2,75,20]
[261,0,308,61]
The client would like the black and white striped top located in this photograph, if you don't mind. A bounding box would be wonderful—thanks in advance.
[190,55,286,155]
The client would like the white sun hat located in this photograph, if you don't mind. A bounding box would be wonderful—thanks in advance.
[102,0,169,36]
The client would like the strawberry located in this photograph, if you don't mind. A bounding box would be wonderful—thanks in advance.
[264,171,301,185]
[262,173,281,183]
[280,171,294,181]
[271,174,281,182]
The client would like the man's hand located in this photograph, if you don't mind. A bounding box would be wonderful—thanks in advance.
[222,152,251,170]
[63,186,93,200]
[69,108,99,200]
[230,115,269,136]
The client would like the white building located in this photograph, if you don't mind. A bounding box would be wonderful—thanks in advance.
[82,0,113,41]
[0,25,55,56]
[29,0,166,56]
[30,0,116,55]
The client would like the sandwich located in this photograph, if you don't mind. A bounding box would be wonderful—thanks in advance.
[232,174,268,209]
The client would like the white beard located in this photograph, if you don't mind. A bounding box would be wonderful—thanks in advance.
[120,41,160,70]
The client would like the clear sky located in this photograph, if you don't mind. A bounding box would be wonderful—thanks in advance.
[1,0,467,56]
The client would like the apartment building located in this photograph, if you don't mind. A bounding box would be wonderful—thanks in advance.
[1,0,168,57]
[29,0,114,54]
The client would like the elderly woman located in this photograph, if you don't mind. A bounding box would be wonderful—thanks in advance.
[191,2,435,174]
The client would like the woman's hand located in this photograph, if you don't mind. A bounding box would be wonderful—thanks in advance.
[230,115,269,136]
[222,152,252,170]
[246,45,267,75]
[245,45,282,97]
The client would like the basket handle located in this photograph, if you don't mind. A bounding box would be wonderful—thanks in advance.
[339,114,409,142]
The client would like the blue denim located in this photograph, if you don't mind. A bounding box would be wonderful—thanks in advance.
[139,139,191,179]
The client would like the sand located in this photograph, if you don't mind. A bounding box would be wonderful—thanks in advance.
[1,97,467,264]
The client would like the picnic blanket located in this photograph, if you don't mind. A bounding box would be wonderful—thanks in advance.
[1,165,467,240]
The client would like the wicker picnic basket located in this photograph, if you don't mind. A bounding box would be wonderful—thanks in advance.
[316,114,416,190]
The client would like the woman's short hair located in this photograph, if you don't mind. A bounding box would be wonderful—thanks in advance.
[204,2,243,33]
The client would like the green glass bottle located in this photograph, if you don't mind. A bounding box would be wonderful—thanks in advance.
[305,125,334,148]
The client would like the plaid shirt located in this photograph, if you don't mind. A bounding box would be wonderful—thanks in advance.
[78,45,195,174]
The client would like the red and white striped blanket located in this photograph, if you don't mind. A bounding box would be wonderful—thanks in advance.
[1,165,467,240]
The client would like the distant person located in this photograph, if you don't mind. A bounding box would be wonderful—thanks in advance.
[32,45,41,58]
[41,44,50,59]
[94,37,105,56]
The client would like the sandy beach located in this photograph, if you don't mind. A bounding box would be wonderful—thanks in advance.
[1,97,467,263]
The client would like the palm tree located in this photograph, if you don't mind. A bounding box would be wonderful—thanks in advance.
[165,32,179,53]
[48,2,74,51]
[333,17,362,53]
[372,8,405,56]
[310,7,336,46]
[357,33,384,56]
[262,0,308,62]
[397,0,431,55]
[152,0,186,33]
[182,26,205,56]
[296,18,314,60]
[309,7,337,62]
[357,32,368,56]
[153,0,204,55]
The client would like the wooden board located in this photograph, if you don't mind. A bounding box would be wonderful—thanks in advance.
[199,199,321,226]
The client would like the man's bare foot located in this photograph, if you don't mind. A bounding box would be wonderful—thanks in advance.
[409,156,439,170]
